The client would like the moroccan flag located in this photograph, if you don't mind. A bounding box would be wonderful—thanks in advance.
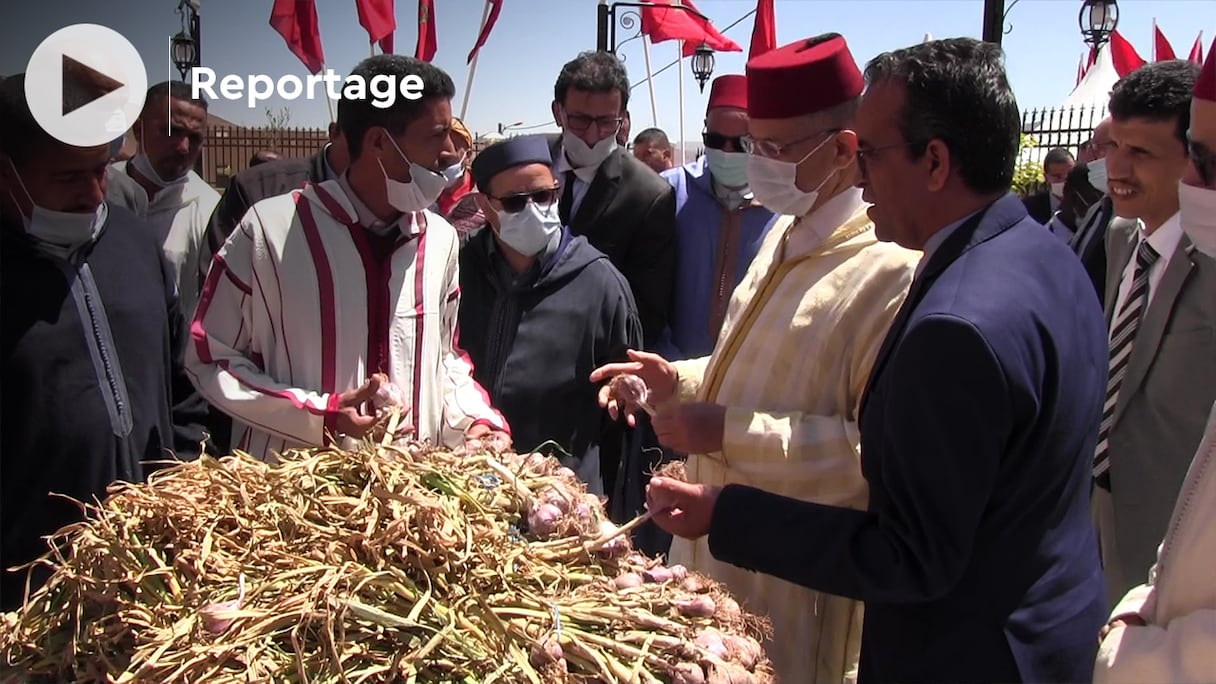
[641,0,741,57]
[270,0,325,74]
[415,0,436,62]
[356,0,396,54]
[1076,53,1085,86]
[467,0,504,64]
[748,0,775,61]
[1190,32,1205,64]
[1110,30,1146,78]
[1153,22,1176,61]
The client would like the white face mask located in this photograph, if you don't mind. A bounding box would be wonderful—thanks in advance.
[6,160,106,257]
[1050,181,1065,198]
[496,200,562,257]
[561,124,618,181]
[131,123,190,187]
[379,130,448,213]
[1087,158,1108,193]
[706,148,750,189]
[1179,181,1216,259]
[746,134,838,217]
[442,152,467,189]
[130,151,188,188]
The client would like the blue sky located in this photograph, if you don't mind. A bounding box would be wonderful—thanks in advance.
[3,0,1213,143]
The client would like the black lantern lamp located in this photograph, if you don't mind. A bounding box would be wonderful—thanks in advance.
[171,31,197,81]
[691,43,715,93]
[1079,0,1119,51]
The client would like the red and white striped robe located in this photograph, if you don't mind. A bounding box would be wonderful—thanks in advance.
[186,180,507,460]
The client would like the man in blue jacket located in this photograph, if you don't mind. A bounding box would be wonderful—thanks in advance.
[657,74,777,361]
[645,38,1108,683]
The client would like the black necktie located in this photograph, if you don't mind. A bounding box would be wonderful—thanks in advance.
[559,171,575,226]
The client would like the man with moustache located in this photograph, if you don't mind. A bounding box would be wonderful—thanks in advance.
[1094,40,1216,684]
[641,38,1109,683]
[1091,59,1216,605]
[594,34,920,681]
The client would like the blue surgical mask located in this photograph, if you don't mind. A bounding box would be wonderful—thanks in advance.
[706,148,750,189]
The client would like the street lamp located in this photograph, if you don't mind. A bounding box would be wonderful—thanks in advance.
[497,120,525,135]
[173,0,201,82]
[595,0,715,86]
[690,43,714,92]
[171,32,197,81]
[1079,0,1118,52]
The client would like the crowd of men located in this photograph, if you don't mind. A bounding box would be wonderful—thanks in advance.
[1,27,1214,684]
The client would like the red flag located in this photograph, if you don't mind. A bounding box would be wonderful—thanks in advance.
[1190,32,1206,64]
[749,0,776,61]
[1076,53,1085,86]
[1110,30,1146,78]
[415,0,436,62]
[270,0,325,74]
[641,0,742,57]
[356,0,395,54]
[1153,22,1176,61]
[467,0,503,64]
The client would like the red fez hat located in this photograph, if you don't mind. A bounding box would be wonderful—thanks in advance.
[1197,37,1216,102]
[746,33,864,119]
[706,75,747,113]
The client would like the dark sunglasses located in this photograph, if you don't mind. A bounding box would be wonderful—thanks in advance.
[492,186,559,213]
[703,131,745,151]
[1189,137,1214,187]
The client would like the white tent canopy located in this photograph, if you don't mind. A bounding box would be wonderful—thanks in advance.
[1019,43,1115,164]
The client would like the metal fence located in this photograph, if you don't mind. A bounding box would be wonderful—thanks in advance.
[201,125,330,188]
[1019,104,1107,166]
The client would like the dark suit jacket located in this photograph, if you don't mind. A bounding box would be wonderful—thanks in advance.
[1101,219,1216,598]
[1072,196,1113,307]
[550,136,676,348]
[708,194,1109,684]
[199,150,325,287]
[1022,190,1053,225]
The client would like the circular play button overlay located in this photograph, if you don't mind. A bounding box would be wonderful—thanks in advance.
[24,24,148,148]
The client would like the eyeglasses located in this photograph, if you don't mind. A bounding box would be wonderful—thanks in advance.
[562,112,623,135]
[856,140,924,175]
[491,185,560,213]
[703,131,745,152]
[741,129,840,159]
[1188,136,1214,187]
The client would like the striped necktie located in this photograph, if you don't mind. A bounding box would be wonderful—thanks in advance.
[1093,239,1160,489]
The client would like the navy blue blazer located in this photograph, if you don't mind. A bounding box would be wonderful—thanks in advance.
[708,194,1109,683]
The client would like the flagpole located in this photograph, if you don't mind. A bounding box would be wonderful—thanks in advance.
[642,35,659,127]
[1152,18,1157,61]
[677,39,685,166]
[460,0,494,121]
[323,64,336,123]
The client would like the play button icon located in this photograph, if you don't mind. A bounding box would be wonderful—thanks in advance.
[25,24,148,148]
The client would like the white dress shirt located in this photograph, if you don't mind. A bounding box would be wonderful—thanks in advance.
[1109,212,1184,339]
[553,148,594,218]
[914,209,981,280]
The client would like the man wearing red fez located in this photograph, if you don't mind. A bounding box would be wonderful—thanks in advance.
[594,34,920,681]
[655,74,778,362]
[1095,40,1216,684]
[641,38,1113,683]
